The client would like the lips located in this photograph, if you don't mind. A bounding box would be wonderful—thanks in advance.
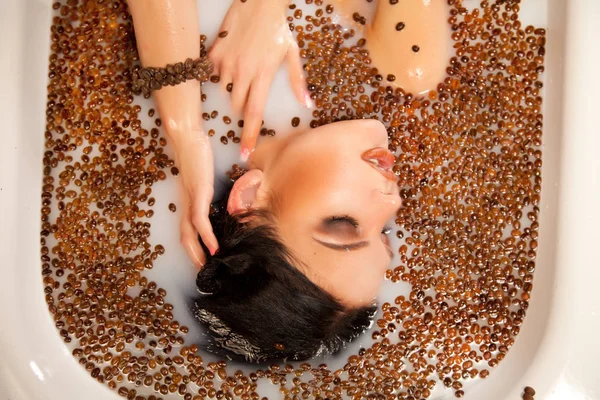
[361,147,397,182]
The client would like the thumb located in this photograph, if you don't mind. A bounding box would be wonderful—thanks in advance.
[178,183,207,268]
[191,188,219,256]
[286,41,312,109]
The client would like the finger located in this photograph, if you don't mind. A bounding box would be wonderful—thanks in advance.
[208,46,221,78]
[210,45,233,93]
[217,61,234,94]
[181,213,207,268]
[209,17,231,82]
[230,68,252,114]
[178,185,207,268]
[240,69,276,160]
[181,138,218,255]
[192,207,219,257]
[286,41,312,108]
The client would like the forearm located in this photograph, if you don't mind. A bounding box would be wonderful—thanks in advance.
[127,0,203,140]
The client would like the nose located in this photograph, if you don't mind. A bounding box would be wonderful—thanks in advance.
[370,189,401,228]
[360,119,388,146]
[382,191,402,212]
[384,189,401,213]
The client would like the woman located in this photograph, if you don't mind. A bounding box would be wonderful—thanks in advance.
[127,0,448,361]
[195,119,399,361]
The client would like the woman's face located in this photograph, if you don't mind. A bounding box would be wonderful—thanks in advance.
[253,120,401,307]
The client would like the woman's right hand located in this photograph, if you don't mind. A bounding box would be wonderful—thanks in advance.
[209,0,311,160]
[171,131,219,268]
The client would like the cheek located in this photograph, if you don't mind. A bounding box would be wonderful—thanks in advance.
[329,256,388,306]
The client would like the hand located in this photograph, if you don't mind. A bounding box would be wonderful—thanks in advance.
[209,0,312,160]
[172,131,218,268]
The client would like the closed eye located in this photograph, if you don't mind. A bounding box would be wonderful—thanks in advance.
[316,216,393,260]
[317,215,361,239]
[327,215,359,228]
[313,238,368,251]
[313,238,394,261]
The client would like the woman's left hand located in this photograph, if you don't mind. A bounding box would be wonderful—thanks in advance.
[172,131,219,268]
[209,0,312,160]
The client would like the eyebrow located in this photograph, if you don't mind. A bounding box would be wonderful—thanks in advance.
[313,238,394,260]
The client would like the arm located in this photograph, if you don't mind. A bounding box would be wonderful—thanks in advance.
[209,0,310,159]
[127,0,202,136]
[128,0,218,266]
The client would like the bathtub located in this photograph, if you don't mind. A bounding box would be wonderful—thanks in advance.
[1,0,600,399]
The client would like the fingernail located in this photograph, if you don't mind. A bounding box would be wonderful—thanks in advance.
[240,147,250,163]
[209,246,218,256]
[303,91,314,109]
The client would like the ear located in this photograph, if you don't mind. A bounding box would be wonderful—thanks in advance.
[227,169,265,215]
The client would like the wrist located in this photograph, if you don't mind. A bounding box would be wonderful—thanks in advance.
[170,130,211,163]
[151,81,205,143]
[167,124,207,145]
[163,114,207,149]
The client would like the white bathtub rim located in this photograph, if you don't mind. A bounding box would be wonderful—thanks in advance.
[1,0,600,399]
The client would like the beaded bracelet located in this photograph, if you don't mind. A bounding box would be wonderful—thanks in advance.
[132,56,214,98]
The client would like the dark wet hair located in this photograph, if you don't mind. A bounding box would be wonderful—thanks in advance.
[193,200,377,363]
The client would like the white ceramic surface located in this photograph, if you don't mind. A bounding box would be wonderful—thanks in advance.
[1,0,600,399]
